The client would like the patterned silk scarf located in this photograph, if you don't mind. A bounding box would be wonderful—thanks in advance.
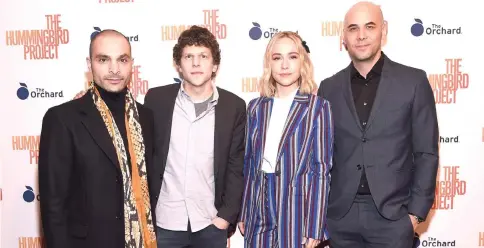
[89,82,156,248]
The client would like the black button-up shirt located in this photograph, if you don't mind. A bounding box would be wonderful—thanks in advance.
[351,52,384,195]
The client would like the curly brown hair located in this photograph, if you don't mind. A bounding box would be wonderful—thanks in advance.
[173,25,221,78]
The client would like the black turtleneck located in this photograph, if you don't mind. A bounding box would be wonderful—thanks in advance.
[95,83,132,172]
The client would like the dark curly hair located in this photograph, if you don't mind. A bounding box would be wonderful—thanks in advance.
[173,25,221,78]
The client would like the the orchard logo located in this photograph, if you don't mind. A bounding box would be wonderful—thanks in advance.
[17,83,29,100]
[248,22,263,40]
[249,22,288,40]
[439,135,459,144]
[414,236,456,247]
[16,82,64,100]
[23,186,40,203]
[90,27,101,40]
[161,9,227,41]
[5,14,70,60]
[410,19,425,36]
[90,27,139,42]
[411,18,462,37]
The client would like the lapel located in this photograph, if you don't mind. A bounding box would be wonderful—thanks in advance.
[257,91,310,170]
[213,87,226,179]
[275,92,310,165]
[342,65,364,131]
[159,84,179,166]
[78,92,120,172]
[257,97,273,167]
[364,56,394,130]
[342,54,394,132]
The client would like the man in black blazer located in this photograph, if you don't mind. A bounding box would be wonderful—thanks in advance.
[145,26,246,248]
[318,2,439,247]
[39,30,158,248]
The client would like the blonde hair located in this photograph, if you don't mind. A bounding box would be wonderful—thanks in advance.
[259,31,317,97]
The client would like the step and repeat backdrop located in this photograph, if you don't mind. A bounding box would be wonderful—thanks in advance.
[0,0,482,247]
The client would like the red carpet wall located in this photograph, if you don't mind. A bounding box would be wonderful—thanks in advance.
[0,0,482,247]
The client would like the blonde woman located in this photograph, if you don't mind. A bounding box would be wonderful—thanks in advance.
[238,31,334,248]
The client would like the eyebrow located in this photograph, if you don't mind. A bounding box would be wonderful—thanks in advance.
[272,52,299,56]
[183,52,210,55]
[94,53,130,59]
[347,21,377,29]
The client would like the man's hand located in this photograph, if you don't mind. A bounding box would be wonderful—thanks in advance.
[73,90,87,100]
[409,214,419,231]
[212,217,229,230]
[237,222,245,235]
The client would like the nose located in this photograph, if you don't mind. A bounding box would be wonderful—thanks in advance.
[357,28,367,40]
[192,55,200,67]
[109,61,120,74]
[281,58,289,69]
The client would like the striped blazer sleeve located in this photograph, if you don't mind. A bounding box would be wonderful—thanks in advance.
[305,98,334,240]
[238,99,257,225]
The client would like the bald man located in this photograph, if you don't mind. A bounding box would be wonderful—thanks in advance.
[317,2,439,247]
[39,30,158,248]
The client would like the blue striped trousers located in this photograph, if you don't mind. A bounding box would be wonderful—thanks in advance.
[245,172,279,248]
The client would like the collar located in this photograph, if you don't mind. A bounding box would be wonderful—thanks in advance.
[93,82,127,111]
[179,80,219,104]
[274,86,299,100]
[261,88,310,103]
[350,51,385,79]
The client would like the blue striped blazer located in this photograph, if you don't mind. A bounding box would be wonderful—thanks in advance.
[239,91,334,247]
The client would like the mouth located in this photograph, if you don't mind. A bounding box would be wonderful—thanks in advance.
[279,73,292,77]
[191,72,203,75]
[105,78,123,84]
[355,44,370,50]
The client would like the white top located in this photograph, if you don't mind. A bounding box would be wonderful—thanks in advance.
[156,82,219,232]
[261,88,298,173]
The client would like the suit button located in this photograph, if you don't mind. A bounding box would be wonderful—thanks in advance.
[361,138,367,142]
[159,174,163,180]
[116,215,121,220]
[357,164,362,170]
